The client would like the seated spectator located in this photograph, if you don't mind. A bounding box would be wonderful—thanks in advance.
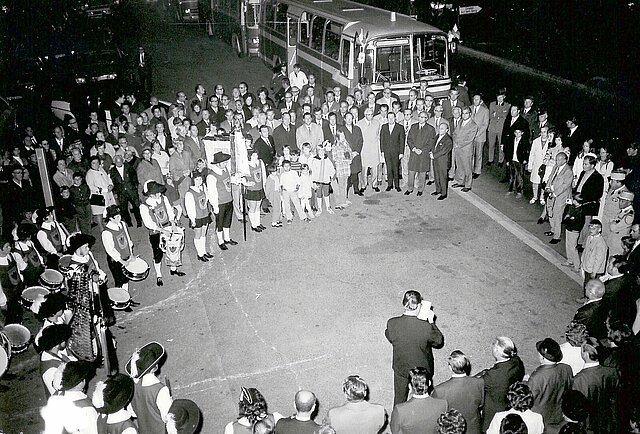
[390,367,447,434]
[432,350,483,434]
[225,387,283,434]
[437,409,467,434]
[487,382,543,434]
[324,375,387,434]
[274,390,320,434]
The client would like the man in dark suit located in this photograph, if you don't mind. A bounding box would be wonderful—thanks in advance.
[500,105,530,181]
[390,367,447,434]
[431,123,453,200]
[405,113,436,196]
[527,338,573,434]
[380,112,406,192]
[253,125,276,167]
[503,128,530,198]
[475,336,525,432]
[272,112,298,155]
[136,46,153,96]
[110,155,141,227]
[385,290,445,407]
[573,279,608,340]
[572,337,620,434]
[574,155,605,244]
[322,113,340,144]
[340,113,364,196]
[277,91,301,120]
[564,117,589,163]
[521,97,538,138]
[197,110,215,137]
[432,350,484,434]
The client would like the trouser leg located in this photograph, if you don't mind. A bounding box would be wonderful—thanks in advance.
[416,172,427,192]
[407,170,416,192]
[487,130,497,163]
[448,147,457,179]
[281,191,293,220]
[566,230,581,268]
[393,371,409,408]
[473,139,485,174]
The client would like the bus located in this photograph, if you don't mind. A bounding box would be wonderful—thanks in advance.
[206,0,452,99]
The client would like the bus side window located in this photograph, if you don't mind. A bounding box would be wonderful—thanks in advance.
[299,12,310,46]
[288,15,298,43]
[324,22,342,62]
[264,0,276,29]
[340,39,351,76]
[274,2,288,35]
[310,16,326,52]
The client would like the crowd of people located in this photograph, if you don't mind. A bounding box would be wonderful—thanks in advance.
[0,59,639,434]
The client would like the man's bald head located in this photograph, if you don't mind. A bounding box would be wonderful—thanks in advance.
[585,279,605,300]
[294,390,316,413]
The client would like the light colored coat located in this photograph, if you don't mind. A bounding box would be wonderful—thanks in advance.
[470,103,489,142]
[357,117,382,168]
[295,123,324,151]
[527,136,550,184]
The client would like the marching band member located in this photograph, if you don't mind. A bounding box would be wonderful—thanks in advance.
[0,235,26,325]
[33,292,73,349]
[36,207,69,269]
[92,374,138,434]
[39,324,76,397]
[139,181,185,287]
[14,223,45,287]
[243,150,267,233]
[206,152,238,251]
[101,205,135,294]
[185,172,213,262]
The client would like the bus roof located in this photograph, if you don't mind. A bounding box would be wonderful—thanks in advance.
[284,0,447,40]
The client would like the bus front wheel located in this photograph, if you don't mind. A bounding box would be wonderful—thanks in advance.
[232,34,245,58]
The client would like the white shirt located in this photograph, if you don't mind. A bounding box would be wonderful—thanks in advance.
[512,137,521,162]
[185,185,209,222]
[141,195,176,232]
[101,220,133,263]
[37,221,68,255]
[559,342,585,375]
[42,391,99,434]
[280,170,300,191]
[289,70,308,91]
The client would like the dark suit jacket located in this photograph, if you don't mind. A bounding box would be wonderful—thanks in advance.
[575,170,605,216]
[502,136,530,164]
[271,125,297,155]
[276,101,301,119]
[501,115,530,148]
[407,123,436,173]
[432,134,453,169]
[110,164,138,199]
[390,396,447,434]
[527,363,573,429]
[254,136,276,166]
[476,357,525,431]
[380,123,406,160]
[573,300,608,340]
[572,364,619,434]
[322,124,339,144]
[432,376,484,434]
[197,119,215,137]
[385,315,444,377]
[564,126,589,161]
[340,124,364,173]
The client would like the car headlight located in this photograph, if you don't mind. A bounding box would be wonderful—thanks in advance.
[76,77,86,84]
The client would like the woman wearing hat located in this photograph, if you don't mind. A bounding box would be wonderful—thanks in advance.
[168,138,195,214]
[206,152,238,250]
[39,323,76,397]
[92,373,138,433]
[140,181,185,286]
[36,206,69,269]
[224,387,282,434]
[101,205,135,293]
[14,222,45,286]
[185,172,213,262]
[86,156,116,232]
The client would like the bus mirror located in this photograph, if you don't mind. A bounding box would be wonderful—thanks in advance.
[358,51,365,64]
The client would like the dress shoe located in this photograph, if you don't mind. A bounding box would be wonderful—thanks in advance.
[197,255,209,262]
[417,191,423,197]
[431,192,440,196]
[251,227,263,232]
[544,231,554,236]
[437,195,447,200]
[359,189,366,194]
[498,162,504,168]
[170,269,186,276]
[385,186,393,192]
[461,187,471,192]
[219,243,228,250]
[472,173,480,179]
[373,187,380,192]
[226,239,238,245]
[258,225,266,230]
[426,181,434,185]
[561,262,575,268]
[537,218,545,224]
[204,253,214,259]
[271,222,283,228]
[487,161,493,167]
[136,222,142,228]
[262,208,270,213]
[451,183,463,188]
[404,190,412,195]
[549,238,561,244]
[395,187,402,192]
[156,278,164,286]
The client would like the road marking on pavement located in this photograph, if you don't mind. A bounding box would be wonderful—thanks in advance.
[173,354,333,394]
[452,188,582,285]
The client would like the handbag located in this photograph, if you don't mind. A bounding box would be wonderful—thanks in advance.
[89,193,105,206]
[538,165,546,180]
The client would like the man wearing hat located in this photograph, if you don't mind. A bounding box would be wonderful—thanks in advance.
[527,338,573,434]
[102,205,136,294]
[41,360,98,433]
[139,181,185,286]
[607,190,635,257]
[600,170,630,240]
[206,152,238,250]
[39,324,76,397]
[92,373,138,433]
[127,342,173,433]
[166,399,202,434]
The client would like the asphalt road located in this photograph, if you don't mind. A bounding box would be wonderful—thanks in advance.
[0,4,584,433]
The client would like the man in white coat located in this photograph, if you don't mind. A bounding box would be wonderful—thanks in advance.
[357,108,382,192]
[470,95,489,177]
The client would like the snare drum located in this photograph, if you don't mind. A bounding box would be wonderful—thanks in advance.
[40,269,64,291]
[21,286,50,308]
[107,287,131,310]
[3,324,31,354]
[122,257,150,282]
[58,255,74,277]
[0,332,11,378]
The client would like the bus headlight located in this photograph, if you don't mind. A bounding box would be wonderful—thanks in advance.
[251,37,259,45]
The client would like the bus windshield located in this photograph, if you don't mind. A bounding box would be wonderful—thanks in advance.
[373,39,411,84]
[413,33,448,79]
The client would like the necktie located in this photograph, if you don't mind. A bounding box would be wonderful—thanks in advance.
[475,106,478,115]
[332,127,335,136]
